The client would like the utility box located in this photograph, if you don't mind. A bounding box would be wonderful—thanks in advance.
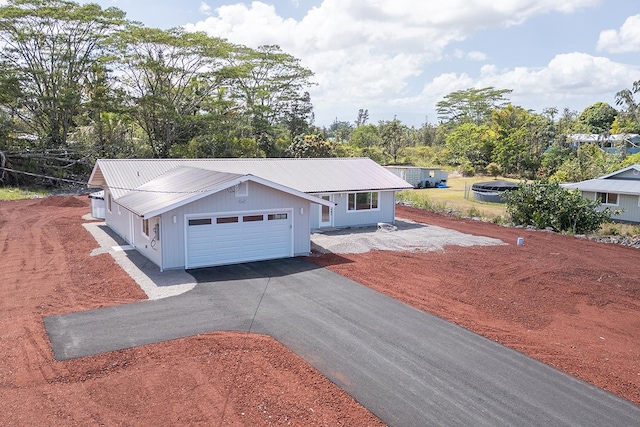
[88,190,105,219]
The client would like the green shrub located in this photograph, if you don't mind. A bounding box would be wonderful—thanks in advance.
[504,181,614,234]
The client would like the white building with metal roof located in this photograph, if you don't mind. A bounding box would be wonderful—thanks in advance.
[88,158,412,270]
[563,164,640,224]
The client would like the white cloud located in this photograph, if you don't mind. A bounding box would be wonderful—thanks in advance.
[466,51,488,61]
[597,14,640,53]
[199,2,212,15]
[403,52,639,117]
[183,0,613,124]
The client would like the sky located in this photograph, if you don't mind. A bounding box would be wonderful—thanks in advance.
[61,1,640,127]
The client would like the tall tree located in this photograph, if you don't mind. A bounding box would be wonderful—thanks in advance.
[355,108,369,127]
[224,44,315,155]
[0,0,127,148]
[616,80,640,127]
[576,102,618,134]
[491,105,550,177]
[436,87,512,125]
[443,122,494,170]
[117,27,232,158]
[379,117,408,163]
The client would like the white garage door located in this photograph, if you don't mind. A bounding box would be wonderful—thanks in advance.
[185,210,293,269]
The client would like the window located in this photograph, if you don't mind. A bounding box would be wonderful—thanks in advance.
[268,213,288,220]
[142,219,150,237]
[189,218,212,226]
[243,215,263,222]
[348,192,379,211]
[428,170,435,178]
[596,192,618,205]
[107,194,112,212]
[216,216,239,224]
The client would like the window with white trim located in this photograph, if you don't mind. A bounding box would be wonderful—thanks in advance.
[596,192,618,205]
[347,192,379,211]
[107,194,112,212]
[142,219,150,237]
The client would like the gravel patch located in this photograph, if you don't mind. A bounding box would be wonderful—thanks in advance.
[311,218,506,254]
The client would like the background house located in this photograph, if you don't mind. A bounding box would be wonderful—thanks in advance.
[567,134,640,155]
[88,158,412,270]
[384,166,448,188]
[563,164,640,224]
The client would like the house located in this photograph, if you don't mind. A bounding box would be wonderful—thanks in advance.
[567,134,640,155]
[562,164,640,224]
[384,166,448,188]
[88,158,412,270]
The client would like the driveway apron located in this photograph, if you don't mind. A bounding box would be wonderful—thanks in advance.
[44,258,640,427]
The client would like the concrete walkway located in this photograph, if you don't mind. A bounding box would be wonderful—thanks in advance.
[82,221,196,299]
[44,258,640,427]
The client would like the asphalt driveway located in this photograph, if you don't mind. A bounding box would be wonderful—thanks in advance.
[44,258,640,427]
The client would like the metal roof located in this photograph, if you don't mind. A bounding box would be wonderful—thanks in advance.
[89,158,413,200]
[563,178,640,195]
[114,166,335,218]
[561,164,640,195]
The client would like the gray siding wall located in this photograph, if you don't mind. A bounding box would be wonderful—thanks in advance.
[134,215,162,269]
[385,167,447,187]
[161,182,312,270]
[105,190,163,269]
[421,169,448,183]
[582,191,640,223]
[104,191,133,244]
[331,191,396,228]
[386,167,421,187]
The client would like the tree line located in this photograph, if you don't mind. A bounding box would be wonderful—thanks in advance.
[1,0,639,187]
[317,85,640,183]
[0,0,315,184]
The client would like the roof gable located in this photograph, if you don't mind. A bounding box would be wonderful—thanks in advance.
[599,164,640,180]
[115,166,334,218]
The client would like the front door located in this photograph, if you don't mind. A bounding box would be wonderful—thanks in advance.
[319,195,333,228]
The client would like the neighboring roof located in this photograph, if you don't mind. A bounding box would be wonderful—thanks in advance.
[562,165,640,195]
[568,134,640,143]
[115,166,334,218]
[563,179,640,195]
[89,158,413,199]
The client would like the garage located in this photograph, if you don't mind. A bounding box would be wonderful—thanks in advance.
[185,209,293,269]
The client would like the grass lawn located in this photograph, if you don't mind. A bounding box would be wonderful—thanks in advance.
[397,175,516,222]
[0,187,47,201]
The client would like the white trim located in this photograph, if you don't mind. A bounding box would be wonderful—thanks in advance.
[346,191,381,213]
[594,191,620,206]
[318,194,334,227]
[183,208,294,269]
[141,218,150,239]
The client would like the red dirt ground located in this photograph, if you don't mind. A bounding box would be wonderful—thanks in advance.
[1,197,639,426]
[0,197,383,426]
